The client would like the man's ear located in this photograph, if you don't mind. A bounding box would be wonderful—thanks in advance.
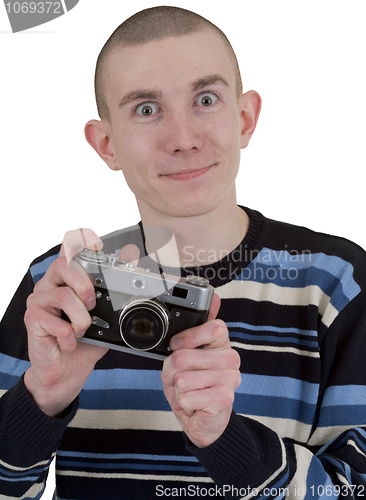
[239,90,262,149]
[84,119,122,171]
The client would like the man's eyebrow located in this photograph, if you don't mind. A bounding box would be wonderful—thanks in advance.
[118,90,163,108]
[191,74,230,92]
[118,75,229,108]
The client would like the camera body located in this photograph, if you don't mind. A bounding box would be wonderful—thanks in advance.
[73,249,214,360]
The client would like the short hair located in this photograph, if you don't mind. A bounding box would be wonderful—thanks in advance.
[94,6,243,121]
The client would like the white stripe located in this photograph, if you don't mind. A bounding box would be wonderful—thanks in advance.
[217,281,338,327]
[287,445,313,500]
[348,439,366,458]
[216,281,327,307]
[57,469,213,483]
[238,414,312,443]
[308,425,361,447]
[0,453,55,472]
[0,482,44,500]
[231,341,320,358]
[321,304,339,328]
[69,409,182,431]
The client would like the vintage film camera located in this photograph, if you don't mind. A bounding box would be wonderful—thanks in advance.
[72,248,214,360]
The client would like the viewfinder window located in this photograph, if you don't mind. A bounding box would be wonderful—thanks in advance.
[172,287,188,299]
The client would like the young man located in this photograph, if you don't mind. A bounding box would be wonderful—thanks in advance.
[1,6,366,499]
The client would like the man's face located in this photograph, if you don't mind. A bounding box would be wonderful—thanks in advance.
[102,29,250,219]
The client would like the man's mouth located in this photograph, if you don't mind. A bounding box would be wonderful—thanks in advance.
[161,165,214,181]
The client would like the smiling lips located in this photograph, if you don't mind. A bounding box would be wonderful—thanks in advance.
[162,165,214,181]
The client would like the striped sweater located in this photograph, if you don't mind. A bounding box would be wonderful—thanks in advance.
[1,207,366,499]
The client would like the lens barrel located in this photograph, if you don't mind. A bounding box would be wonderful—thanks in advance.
[119,299,170,351]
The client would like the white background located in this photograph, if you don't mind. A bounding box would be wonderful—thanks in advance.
[1,1,365,498]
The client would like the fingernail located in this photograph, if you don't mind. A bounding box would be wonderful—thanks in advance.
[171,337,183,350]
[86,296,96,311]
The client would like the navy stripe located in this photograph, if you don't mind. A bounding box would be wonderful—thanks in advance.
[318,406,366,427]
[0,372,24,391]
[233,394,316,424]
[79,388,170,411]
[57,460,205,473]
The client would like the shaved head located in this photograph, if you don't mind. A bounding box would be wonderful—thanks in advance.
[94,6,243,121]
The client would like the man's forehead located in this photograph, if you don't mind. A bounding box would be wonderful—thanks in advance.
[105,30,235,94]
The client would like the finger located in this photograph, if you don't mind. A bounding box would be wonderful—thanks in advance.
[25,300,79,353]
[170,318,230,351]
[27,286,92,338]
[34,256,96,310]
[60,228,103,264]
[116,244,140,265]
[176,384,236,415]
[207,293,221,321]
[162,347,241,386]
[174,369,242,396]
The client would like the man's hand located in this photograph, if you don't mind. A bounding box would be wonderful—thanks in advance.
[161,294,241,448]
[24,229,108,418]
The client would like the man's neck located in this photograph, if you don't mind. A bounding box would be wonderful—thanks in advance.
[137,196,249,268]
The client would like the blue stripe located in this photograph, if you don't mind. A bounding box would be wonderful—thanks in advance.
[80,372,319,412]
[306,456,331,500]
[0,465,49,479]
[0,352,30,390]
[56,451,198,462]
[83,369,162,391]
[0,474,40,482]
[322,385,366,407]
[236,249,361,313]
[227,322,318,337]
[0,352,31,377]
[234,374,319,424]
[230,331,319,349]
[253,249,358,286]
[236,374,319,404]
[30,253,59,284]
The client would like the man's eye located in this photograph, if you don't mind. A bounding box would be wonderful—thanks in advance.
[196,92,218,107]
[135,103,159,116]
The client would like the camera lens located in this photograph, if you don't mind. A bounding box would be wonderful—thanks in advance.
[119,299,170,351]
[132,318,153,338]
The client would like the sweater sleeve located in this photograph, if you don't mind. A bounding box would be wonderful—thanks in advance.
[0,376,78,499]
[186,290,366,499]
[0,263,78,499]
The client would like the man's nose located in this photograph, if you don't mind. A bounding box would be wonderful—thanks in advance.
[163,112,203,154]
